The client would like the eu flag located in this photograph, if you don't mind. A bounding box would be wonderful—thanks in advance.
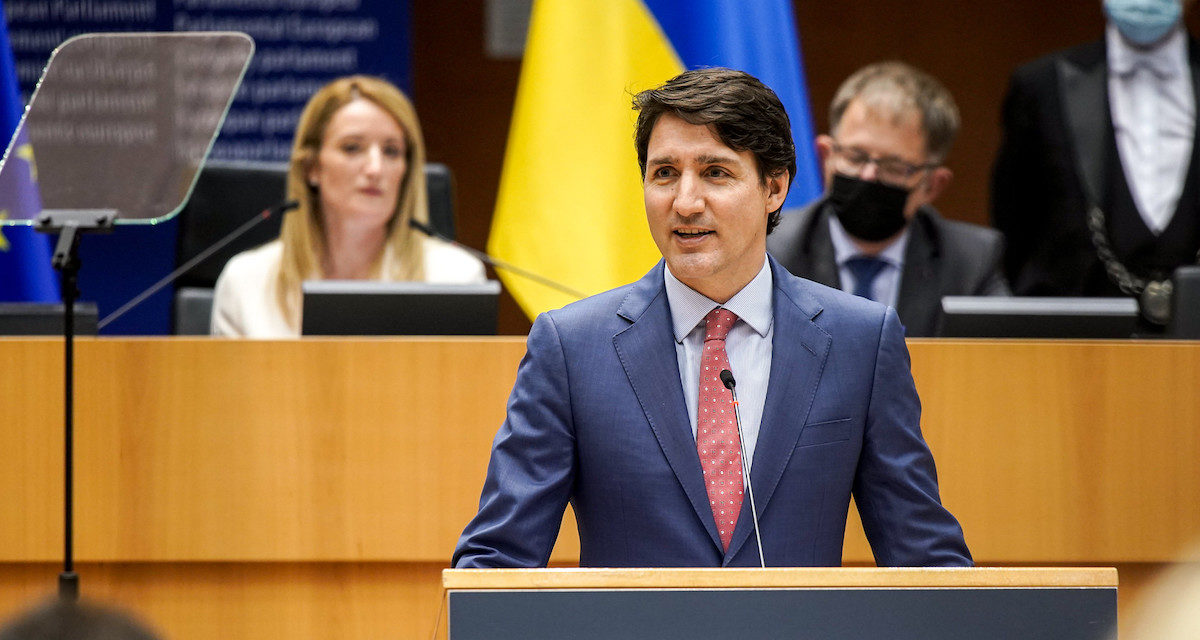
[0,0,57,302]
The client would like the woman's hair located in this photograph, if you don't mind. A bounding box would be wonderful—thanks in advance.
[274,75,430,327]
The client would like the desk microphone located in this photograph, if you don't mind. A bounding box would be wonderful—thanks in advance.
[720,368,765,568]
[98,200,299,330]
[408,218,586,300]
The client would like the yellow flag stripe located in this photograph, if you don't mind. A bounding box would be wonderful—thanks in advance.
[487,0,683,319]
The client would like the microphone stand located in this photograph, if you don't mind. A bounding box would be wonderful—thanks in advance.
[408,218,586,300]
[34,209,117,601]
[721,369,765,568]
[98,201,297,330]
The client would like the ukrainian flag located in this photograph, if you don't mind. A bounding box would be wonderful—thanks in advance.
[488,0,821,319]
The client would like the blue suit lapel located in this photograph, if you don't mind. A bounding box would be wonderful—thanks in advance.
[726,258,832,563]
[614,261,724,551]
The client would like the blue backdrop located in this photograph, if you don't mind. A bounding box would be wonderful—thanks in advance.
[4,0,412,333]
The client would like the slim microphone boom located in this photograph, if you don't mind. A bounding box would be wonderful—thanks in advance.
[720,368,765,568]
[97,200,299,330]
[408,218,586,300]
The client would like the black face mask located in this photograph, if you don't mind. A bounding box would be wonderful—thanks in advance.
[827,173,911,242]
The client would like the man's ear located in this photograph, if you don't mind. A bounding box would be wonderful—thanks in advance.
[815,134,835,170]
[765,170,790,212]
[922,166,953,202]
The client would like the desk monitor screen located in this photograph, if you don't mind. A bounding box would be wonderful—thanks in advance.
[938,296,1138,339]
[1168,266,1200,339]
[0,303,98,335]
[301,281,501,336]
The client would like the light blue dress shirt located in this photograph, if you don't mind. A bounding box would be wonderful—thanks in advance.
[664,258,773,471]
[828,214,910,307]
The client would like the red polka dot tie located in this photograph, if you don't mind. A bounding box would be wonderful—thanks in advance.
[696,307,743,550]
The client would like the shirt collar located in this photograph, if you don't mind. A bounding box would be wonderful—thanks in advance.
[827,209,911,269]
[664,256,773,343]
[1107,22,1187,78]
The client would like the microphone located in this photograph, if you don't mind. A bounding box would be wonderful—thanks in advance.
[720,368,765,568]
[97,200,299,330]
[408,218,586,300]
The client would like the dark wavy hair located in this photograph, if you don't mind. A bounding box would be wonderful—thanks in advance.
[633,67,796,233]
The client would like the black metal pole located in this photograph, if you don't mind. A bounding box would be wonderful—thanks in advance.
[53,224,80,601]
[34,211,114,601]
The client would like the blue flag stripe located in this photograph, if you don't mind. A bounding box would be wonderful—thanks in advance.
[642,0,822,208]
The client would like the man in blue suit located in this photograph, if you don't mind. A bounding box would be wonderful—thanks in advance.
[453,68,971,568]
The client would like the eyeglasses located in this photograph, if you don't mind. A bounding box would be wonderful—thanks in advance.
[830,142,938,185]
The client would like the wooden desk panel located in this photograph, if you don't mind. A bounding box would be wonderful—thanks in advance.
[3,338,1195,563]
[0,562,450,639]
[2,337,529,562]
[848,340,1200,563]
[2,338,1197,639]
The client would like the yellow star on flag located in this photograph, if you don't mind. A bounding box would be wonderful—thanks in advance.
[0,211,10,251]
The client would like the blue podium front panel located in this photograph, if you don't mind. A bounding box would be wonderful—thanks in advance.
[448,587,1116,640]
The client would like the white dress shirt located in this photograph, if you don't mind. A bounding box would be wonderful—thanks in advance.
[665,258,773,471]
[827,214,910,307]
[1107,23,1195,234]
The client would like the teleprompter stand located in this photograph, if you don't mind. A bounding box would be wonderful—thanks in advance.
[34,209,115,600]
[0,31,254,600]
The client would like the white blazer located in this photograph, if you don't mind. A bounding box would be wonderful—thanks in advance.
[211,237,487,338]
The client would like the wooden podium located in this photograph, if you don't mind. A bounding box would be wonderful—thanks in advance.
[443,568,1118,640]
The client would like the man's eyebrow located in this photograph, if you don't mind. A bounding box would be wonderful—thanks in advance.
[647,153,738,167]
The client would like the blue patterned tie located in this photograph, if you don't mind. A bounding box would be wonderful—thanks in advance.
[845,256,888,302]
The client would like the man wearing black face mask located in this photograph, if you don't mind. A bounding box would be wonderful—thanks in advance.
[769,61,1010,337]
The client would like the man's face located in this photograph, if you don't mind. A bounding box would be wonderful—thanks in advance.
[816,98,951,222]
[643,113,788,303]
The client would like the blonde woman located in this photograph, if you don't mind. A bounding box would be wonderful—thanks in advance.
[211,75,484,337]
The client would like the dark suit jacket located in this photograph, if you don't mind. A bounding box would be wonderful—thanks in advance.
[453,257,972,568]
[991,38,1200,296]
[766,201,1010,337]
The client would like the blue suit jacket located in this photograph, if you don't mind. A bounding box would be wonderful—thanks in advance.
[453,257,971,568]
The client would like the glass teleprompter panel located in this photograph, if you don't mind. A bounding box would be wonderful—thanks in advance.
[0,31,254,226]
